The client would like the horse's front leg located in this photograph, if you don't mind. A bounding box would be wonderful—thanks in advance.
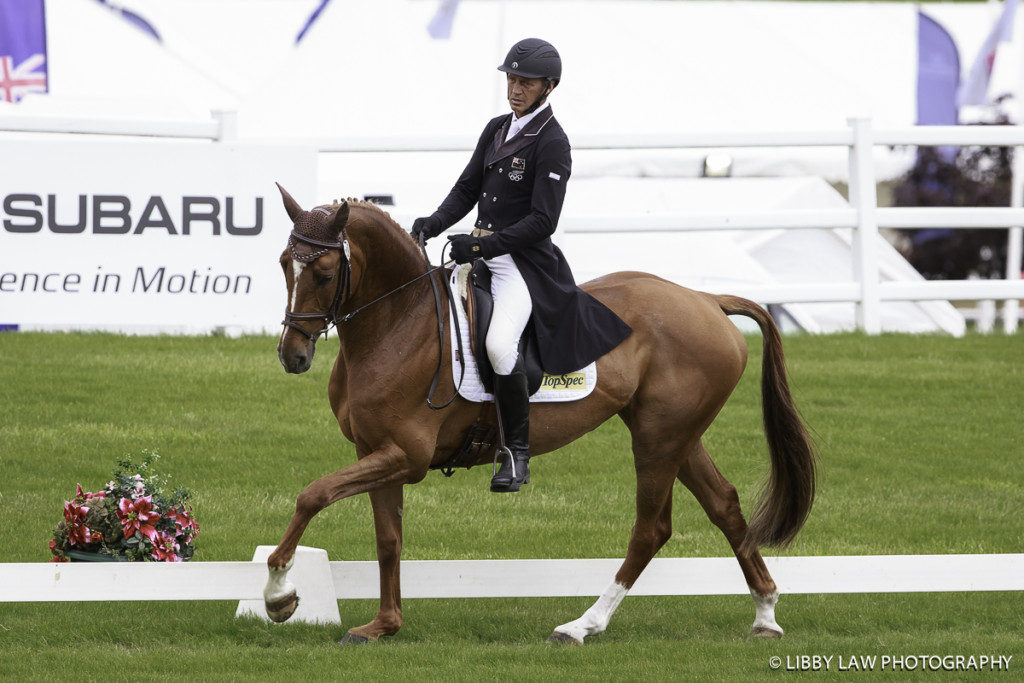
[264,443,420,623]
[340,484,403,644]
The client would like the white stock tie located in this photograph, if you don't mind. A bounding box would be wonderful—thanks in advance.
[506,119,521,142]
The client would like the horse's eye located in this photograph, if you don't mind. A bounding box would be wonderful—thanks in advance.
[314,273,335,285]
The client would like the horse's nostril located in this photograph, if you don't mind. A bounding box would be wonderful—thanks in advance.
[295,353,307,367]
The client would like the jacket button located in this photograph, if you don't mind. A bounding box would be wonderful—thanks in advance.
[488,224,492,229]
[482,192,487,197]
[492,197,497,202]
[498,168,503,173]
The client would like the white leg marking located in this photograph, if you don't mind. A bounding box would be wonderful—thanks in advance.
[750,589,783,635]
[264,556,296,602]
[553,581,629,644]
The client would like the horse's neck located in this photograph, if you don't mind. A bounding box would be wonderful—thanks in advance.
[337,207,436,357]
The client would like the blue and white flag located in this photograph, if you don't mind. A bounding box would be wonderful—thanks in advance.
[917,12,960,126]
[93,0,161,43]
[958,0,1019,107]
[295,0,331,44]
[428,0,461,40]
[0,0,48,103]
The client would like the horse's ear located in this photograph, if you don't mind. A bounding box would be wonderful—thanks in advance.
[328,200,349,237]
[276,182,303,223]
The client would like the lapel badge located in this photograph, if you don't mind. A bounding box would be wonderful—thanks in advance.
[509,156,526,182]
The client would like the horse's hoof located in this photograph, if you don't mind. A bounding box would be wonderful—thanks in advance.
[265,591,299,623]
[339,632,371,646]
[546,630,582,645]
[750,626,783,639]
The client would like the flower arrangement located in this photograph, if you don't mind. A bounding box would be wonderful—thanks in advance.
[49,452,199,563]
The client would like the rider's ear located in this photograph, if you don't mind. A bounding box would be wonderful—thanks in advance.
[276,182,303,223]
[328,201,349,237]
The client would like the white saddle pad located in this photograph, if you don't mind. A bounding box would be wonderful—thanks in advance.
[449,266,596,403]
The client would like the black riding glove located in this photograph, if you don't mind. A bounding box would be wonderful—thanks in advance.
[411,216,442,243]
[447,234,484,264]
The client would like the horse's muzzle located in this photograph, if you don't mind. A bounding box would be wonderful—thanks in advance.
[279,340,315,374]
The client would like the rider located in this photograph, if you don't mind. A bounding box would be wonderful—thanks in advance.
[412,38,632,493]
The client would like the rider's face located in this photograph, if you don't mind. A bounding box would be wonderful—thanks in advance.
[507,74,549,118]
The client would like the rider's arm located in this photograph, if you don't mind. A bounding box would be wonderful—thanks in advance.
[429,121,498,233]
[477,135,571,258]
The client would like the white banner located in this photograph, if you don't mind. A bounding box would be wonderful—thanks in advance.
[0,140,316,332]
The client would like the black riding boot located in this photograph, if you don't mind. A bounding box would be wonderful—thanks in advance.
[490,367,530,493]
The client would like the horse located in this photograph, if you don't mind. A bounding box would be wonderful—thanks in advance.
[264,185,817,645]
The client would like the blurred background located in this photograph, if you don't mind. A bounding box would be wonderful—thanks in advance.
[2,0,1022,335]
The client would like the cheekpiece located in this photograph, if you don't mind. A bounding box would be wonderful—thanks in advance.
[288,206,344,263]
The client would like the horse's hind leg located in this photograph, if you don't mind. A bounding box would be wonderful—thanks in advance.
[549,452,678,645]
[678,441,783,638]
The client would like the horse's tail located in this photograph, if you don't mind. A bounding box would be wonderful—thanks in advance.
[716,294,817,553]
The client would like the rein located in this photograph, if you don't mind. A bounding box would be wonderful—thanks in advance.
[281,227,467,410]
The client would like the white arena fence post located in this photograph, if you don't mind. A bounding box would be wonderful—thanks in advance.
[213,109,238,143]
[235,546,341,624]
[1004,140,1023,334]
[847,116,882,335]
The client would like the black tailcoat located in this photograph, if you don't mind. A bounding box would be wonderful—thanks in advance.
[430,106,632,374]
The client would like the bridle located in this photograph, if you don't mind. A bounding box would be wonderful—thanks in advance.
[280,220,465,409]
[280,227,352,341]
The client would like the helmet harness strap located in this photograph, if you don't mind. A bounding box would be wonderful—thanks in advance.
[522,79,555,116]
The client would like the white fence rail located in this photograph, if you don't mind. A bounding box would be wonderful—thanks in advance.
[2,113,1021,332]
[4,554,1023,603]
[0,110,237,141]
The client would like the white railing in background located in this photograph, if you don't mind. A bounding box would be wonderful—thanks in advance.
[3,114,1021,332]
[0,109,237,140]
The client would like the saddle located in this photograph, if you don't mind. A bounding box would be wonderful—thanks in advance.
[462,260,544,397]
[428,259,544,478]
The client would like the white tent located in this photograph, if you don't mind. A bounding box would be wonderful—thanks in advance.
[9,0,1001,180]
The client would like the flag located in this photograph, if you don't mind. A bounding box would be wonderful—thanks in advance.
[428,0,461,40]
[94,0,161,42]
[957,0,1019,107]
[295,0,331,44]
[0,0,48,103]
[917,12,960,126]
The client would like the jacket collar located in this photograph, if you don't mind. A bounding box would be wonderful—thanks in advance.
[486,106,556,166]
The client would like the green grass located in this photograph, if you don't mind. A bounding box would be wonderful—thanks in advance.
[1,332,1022,679]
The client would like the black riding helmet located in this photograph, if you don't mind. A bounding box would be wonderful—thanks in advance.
[498,38,561,115]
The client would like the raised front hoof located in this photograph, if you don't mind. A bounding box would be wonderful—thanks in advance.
[750,625,784,639]
[339,632,372,646]
[265,592,299,623]
[546,630,582,645]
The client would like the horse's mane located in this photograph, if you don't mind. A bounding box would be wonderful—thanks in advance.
[318,198,420,250]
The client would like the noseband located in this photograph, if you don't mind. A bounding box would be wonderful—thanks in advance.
[281,227,352,341]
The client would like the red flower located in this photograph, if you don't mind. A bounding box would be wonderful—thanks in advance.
[75,483,106,501]
[116,495,160,542]
[150,530,181,562]
[63,500,94,546]
[50,555,69,563]
[168,506,200,543]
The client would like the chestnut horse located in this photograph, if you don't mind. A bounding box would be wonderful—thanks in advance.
[264,187,816,645]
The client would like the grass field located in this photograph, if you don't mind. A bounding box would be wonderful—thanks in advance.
[1,331,1022,679]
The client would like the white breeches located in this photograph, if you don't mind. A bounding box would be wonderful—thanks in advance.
[484,253,532,376]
